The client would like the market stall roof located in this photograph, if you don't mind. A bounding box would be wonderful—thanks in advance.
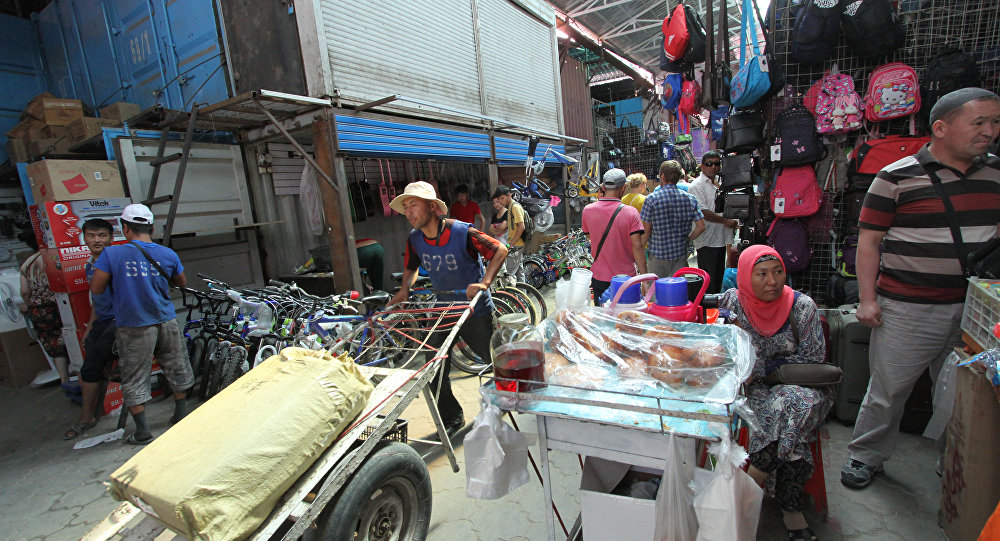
[550,0,759,76]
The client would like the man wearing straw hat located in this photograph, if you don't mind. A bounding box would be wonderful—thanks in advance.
[388,181,508,438]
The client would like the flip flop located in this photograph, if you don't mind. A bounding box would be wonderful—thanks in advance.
[64,420,98,440]
[125,433,155,446]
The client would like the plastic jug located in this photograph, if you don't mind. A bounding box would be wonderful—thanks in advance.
[603,273,658,315]
[646,267,710,322]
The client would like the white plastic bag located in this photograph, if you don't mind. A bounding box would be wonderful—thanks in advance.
[693,433,764,541]
[464,399,530,499]
[653,433,698,541]
[923,350,961,440]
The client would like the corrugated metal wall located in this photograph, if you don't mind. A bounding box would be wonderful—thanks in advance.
[559,55,594,146]
[0,13,47,163]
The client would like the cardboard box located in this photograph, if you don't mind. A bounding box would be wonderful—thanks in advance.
[22,93,84,126]
[40,124,69,140]
[63,326,84,371]
[6,138,28,163]
[101,364,166,416]
[100,102,140,122]
[940,353,1000,540]
[27,138,73,157]
[27,205,46,249]
[35,199,129,248]
[580,457,658,541]
[0,328,51,387]
[55,291,92,330]
[41,245,92,292]
[67,117,119,143]
[6,117,45,139]
[28,160,125,202]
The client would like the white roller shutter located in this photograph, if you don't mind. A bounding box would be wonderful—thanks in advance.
[318,0,482,114]
[477,0,561,134]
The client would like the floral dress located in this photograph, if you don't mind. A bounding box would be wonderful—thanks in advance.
[22,254,66,358]
[719,289,834,466]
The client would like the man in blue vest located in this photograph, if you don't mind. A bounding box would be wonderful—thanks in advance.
[91,204,194,445]
[63,218,117,440]
[388,181,508,437]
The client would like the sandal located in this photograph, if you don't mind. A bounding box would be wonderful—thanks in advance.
[787,527,818,541]
[64,420,98,440]
[125,433,155,445]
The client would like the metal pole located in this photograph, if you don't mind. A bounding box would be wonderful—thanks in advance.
[312,110,361,292]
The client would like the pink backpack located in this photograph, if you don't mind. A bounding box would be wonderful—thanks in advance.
[864,62,921,122]
[677,78,701,133]
[813,68,863,134]
[770,165,822,218]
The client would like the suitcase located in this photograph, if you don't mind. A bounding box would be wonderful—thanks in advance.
[826,303,872,424]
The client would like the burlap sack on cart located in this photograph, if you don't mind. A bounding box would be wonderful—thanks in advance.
[109,347,373,540]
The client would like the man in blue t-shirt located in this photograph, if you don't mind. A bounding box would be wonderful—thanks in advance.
[91,204,193,445]
[63,219,119,440]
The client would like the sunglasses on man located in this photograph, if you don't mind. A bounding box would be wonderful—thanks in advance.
[703,161,721,167]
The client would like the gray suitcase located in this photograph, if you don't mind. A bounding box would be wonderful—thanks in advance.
[826,304,872,424]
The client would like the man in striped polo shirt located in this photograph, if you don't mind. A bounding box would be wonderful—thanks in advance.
[842,88,1000,489]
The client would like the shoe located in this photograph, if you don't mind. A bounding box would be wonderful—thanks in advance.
[840,459,882,489]
[443,413,466,438]
[787,527,818,541]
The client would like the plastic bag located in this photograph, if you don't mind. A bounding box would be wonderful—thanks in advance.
[464,397,530,499]
[693,432,763,541]
[923,350,961,440]
[653,433,698,541]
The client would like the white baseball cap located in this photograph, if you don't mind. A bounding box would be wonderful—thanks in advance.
[121,204,154,224]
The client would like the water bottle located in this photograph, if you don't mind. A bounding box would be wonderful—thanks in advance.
[490,313,544,393]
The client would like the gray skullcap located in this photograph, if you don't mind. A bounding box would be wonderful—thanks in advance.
[929,87,1000,125]
[602,168,627,188]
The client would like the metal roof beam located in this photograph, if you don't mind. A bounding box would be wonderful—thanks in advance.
[568,0,634,18]
[601,0,662,37]
[604,19,661,39]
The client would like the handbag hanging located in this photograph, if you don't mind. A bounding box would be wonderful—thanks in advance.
[754,0,786,101]
[720,154,754,190]
[723,107,766,153]
[730,0,771,108]
[699,1,715,110]
[711,0,732,107]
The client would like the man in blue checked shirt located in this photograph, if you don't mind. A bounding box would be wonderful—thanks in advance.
[640,160,705,278]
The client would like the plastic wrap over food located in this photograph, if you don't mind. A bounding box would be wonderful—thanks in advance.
[541,308,754,403]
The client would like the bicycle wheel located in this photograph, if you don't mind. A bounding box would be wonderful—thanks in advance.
[188,336,206,383]
[198,340,220,400]
[523,260,547,289]
[493,289,534,322]
[360,312,426,370]
[498,287,537,324]
[515,282,548,323]
[450,339,491,375]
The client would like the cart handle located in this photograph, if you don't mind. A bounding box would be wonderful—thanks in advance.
[605,273,659,313]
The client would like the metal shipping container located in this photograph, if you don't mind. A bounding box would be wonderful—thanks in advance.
[0,13,48,163]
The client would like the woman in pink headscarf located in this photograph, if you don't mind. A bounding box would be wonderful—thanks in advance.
[718,244,833,541]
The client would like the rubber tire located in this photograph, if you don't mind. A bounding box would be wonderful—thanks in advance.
[566,185,579,198]
[313,441,431,541]
[493,289,534,322]
[188,338,205,384]
[198,339,220,400]
[514,282,548,324]
[450,339,491,375]
[534,207,554,232]
[524,260,547,289]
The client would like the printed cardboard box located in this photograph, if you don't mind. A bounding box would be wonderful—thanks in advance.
[35,198,130,248]
[27,138,73,157]
[0,328,50,387]
[41,245,92,292]
[21,93,84,126]
[99,102,140,122]
[67,117,119,144]
[55,290,92,330]
[28,205,46,249]
[28,160,125,202]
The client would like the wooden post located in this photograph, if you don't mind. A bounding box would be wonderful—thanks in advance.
[312,111,361,292]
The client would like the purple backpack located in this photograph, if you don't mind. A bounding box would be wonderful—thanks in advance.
[767,219,812,273]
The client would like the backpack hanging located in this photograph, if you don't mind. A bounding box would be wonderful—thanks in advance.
[846,134,929,190]
[767,219,812,273]
[770,165,823,217]
[677,77,702,133]
[920,48,982,125]
[790,0,844,66]
[730,0,771,108]
[663,4,691,62]
[812,66,863,134]
[681,4,708,64]
[841,0,906,61]
[710,106,728,142]
[662,73,684,111]
[864,62,921,123]
[774,104,825,165]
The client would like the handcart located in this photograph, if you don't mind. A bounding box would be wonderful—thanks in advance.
[84,293,481,541]
[480,292,754,541]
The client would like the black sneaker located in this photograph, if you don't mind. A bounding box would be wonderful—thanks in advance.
[444,413,466,438]
[841,459,883,489]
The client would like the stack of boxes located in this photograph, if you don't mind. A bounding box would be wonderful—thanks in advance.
[5,92,140,163]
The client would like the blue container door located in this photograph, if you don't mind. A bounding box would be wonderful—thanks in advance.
[35,4,76,100]
[107,0,172,109]
[158,0,230,108]
[70,1,124,111]
[0,13,47,163]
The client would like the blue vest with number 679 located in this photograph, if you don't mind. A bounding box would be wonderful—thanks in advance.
[409,220,493,315]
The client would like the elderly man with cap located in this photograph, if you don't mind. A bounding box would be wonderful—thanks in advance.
[387,181,508,437]
[841,88,1000,489]
[581,168,648,304]
[90,204,193,445]
[640,160,705,279]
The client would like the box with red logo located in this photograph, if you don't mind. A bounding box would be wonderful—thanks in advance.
[41,246,92,293]
[55,291,92,330]
[101,364,165,416]
[28,204,45,248]
[27,160,125,202]
[36,198,130,248]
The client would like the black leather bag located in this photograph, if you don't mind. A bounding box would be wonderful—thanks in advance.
[723,108,766,153]
[764,362,843,387]
[720,154,754,190]
[967,238,1000,279]
[711,0,732,107]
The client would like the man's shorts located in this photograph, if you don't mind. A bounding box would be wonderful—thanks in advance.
[116,319,194,407]
[80,318,117,383]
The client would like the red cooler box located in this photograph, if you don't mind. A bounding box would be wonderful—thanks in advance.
[34,198,130,248]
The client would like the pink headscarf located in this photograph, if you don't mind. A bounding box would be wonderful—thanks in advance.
[736,245,796,337]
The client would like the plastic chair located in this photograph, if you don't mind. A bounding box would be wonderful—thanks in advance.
[803,428,828,515]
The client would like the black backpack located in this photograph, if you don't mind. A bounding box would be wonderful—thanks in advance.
[790,0,844,66]
[659,36,694,74]
[841,0,906,60]
[774,105,825,166]
[921,48,982,123]
[681,4,707,64]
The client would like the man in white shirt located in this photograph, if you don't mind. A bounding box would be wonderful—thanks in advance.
[687,151,738,293]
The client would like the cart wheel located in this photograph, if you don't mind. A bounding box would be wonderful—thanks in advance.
[311,442,431,541]
[566,185,579,198]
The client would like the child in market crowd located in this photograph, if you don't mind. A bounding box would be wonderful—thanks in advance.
[63,219,118,440]
[621,173,648,213]
[489,193,509,244]
[90,204,194,445]
[718,245,833,541]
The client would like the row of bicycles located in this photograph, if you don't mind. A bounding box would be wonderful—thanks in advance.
[522,229,593,289]
[178,271,551,400]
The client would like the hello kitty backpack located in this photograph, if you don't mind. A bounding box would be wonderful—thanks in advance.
[813,67,863,134]
[864,62,921,122]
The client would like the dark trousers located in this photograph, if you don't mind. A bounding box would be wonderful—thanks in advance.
[696,246,727,295]
[80,318,117,383]
[591,279,610,306]
[750,441,814,513]
[356,242,385,291]
[427,312,493,422]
